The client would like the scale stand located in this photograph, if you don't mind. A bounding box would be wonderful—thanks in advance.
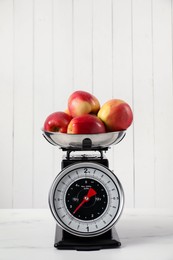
[55,147,121,251]
[54,225,121,251]
[42,130,126,251]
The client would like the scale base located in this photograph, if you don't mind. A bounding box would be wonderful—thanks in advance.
[54,225,121,251]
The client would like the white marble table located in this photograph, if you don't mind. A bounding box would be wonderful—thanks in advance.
[0,209,173,260]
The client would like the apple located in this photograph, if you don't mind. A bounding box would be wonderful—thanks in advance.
[64,108,71,115]
[68,90,100,117]
[97,99,133,131]
[67,114,106,134]
[43,111,72,133]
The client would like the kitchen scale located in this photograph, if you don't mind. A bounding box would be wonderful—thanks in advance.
[42,130,126,251]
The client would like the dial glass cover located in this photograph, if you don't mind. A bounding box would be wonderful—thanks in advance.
[49,162,124,237]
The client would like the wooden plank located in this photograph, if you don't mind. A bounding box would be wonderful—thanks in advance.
[73,0,93,92]
[132,0,155,207]
[53,0,73,109]
[93,0,113,104]
[152,0,173,207]
[33,0,54,208]
[13,0,34,207]
[0,0,13,208]
[112,0,134,208]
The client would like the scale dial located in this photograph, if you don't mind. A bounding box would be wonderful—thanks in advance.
[49,162,124,237]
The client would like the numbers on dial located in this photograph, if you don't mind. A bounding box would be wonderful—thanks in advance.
[84,168,90,174]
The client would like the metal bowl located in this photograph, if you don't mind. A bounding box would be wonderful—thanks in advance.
[42,129,126,149]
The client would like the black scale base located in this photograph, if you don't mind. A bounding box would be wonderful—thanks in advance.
[54,225,121,251]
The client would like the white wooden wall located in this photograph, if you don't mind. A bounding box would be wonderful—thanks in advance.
[0,0,173,209]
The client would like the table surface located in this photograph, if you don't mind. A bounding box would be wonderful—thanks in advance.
[0,208,173,260]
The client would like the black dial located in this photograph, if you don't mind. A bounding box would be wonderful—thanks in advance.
[65,178,108,221]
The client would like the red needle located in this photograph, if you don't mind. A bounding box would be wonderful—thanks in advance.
[73,188,97,215]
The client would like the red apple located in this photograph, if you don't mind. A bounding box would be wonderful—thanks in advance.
[67,114,106,134]
[68,90,100,117]
[97,99,133,131]
[43,111,72,133]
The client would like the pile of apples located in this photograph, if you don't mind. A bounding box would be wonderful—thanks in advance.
[43,90,133,134]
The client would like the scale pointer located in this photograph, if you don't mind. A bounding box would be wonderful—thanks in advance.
[73,187,97,215]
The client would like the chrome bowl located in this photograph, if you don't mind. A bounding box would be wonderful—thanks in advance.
[42,129,126,149]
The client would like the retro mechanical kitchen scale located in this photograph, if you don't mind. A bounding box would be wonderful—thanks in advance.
[42,130,126,251]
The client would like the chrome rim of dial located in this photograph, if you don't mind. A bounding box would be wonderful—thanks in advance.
[49,162,124,237]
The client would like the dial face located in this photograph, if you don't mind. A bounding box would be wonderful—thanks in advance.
[49,162,124,237]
